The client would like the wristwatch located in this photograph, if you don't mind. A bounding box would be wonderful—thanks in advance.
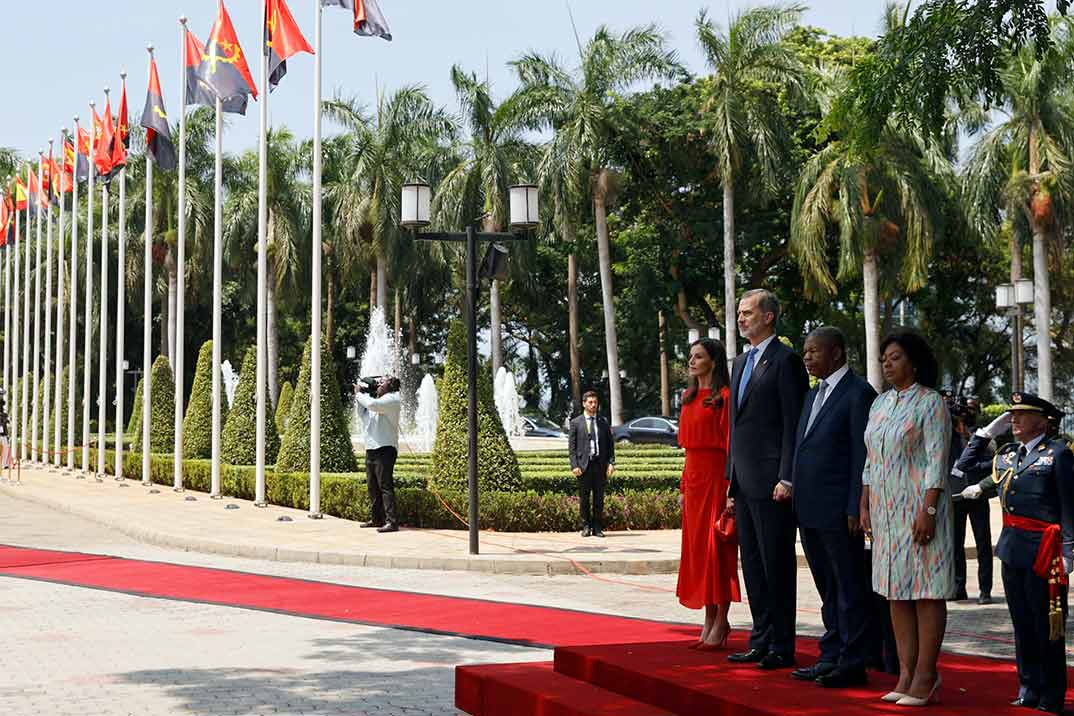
[926,505,937,516]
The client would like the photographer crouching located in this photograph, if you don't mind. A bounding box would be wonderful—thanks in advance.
[355,375,402,533]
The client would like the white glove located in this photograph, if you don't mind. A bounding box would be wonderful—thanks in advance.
[976,411,1012,439]
[959,484,983,500]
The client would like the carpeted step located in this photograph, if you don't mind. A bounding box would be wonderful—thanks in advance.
[456,661,675,716]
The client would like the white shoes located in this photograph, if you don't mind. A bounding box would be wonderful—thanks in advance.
[894,675,942,707]
[880,691,907,703]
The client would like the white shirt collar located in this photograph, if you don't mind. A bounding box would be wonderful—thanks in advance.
[748,333,777,358]
[817,364,849,403]
[1020,433,1047,454]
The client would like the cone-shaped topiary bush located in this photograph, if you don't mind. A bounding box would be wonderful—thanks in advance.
[275,380,294,435]
[126,375,143,437]
[431,321,522,492]
[183,340,225,459]
[277,336,357,473]
[221,346,279,466]
[133,355,175,453]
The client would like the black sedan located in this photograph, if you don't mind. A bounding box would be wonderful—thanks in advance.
[611,416,679,446]
[522,415,568,438]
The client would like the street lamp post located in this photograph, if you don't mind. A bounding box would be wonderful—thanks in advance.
[401,181,538,555]
[996,278,1034,391]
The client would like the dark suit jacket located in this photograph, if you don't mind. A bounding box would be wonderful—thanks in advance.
[791,369,877,530]
[569,414,615,472]
[727,337,809,500]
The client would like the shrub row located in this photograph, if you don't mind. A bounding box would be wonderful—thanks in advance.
[83,449,680,531]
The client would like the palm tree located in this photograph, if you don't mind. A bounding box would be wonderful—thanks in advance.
[223,126,309,406]
[434,65,534,377]
[322,87,453,320]
[695,4,806,361]
[962,17,1074,400]
[510,26,681,425]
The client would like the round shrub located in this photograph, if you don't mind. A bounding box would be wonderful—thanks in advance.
[133,355,175,453]
[221,346,279,466]
[275,380,294,435]
[430,321,522,493]
[183,340,226,459]
[277,336,358,472]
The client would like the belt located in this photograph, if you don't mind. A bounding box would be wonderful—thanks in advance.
[1003,513,1068,640]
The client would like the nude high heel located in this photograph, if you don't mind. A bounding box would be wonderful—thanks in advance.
[895,675,941,706]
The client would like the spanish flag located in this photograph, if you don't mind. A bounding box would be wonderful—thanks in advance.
[265,0,313,91]
[14,178,28,211]
[194,1,258,115]
[322,0,392,40]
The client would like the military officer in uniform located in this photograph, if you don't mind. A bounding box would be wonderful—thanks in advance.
[958,393,1074,714]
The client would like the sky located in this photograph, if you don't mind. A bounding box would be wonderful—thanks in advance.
[4,0,892,159]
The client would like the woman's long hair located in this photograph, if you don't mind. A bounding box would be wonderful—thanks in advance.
[683,338,731,409]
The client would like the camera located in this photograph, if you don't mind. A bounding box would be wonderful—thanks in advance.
[940,389,977,427]
[357,376,383,396]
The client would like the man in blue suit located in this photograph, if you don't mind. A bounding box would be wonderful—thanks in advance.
[784,326,877,688]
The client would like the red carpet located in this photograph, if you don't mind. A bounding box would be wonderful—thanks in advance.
[0,544,694,647]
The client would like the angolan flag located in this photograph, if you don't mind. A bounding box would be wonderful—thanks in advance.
[266,0,313,91]
[194,1,258,116]
[322,0,392,40]
[141,55,176,171]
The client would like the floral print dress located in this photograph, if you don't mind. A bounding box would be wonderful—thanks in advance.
[862,384,955,600]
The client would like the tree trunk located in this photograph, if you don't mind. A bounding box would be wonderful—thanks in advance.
[490,279,503,378]
[863,248,882,391]
[593,169,623,425]
[369,270,377,319]
[722,179,737,366]
[659,310,670,417]
[376,250,387,315]
[408,316,417,356]
[394,286,402,365]
[1010,229,1023,390]
[325,270,335,347]
[266,258,279,409]
[1032,228,1053,400]
[166,248,176,365]
[567,250,581,413]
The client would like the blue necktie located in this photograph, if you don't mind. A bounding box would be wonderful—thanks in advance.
[738,348,757,408]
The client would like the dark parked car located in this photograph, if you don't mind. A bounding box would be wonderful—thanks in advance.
[612,416,679,446]
[522,415,568,438]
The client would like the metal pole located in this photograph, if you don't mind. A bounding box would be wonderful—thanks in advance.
[21,163,32,466]
[82,103,96,475]
[210,98,223,499]
[254,7,269,507]
[67,117,80,472]
[31,154,43,464]
[309,0,324,518]
[466,225,479,555]
[115,116,127,481]
[1014,308,1025,392]
[2,197,9,471]
[53,130,66,467]
[13,187,22,468]
[174,16,189,492]
[142,140,153,485]
[43,142,54,466]
[97,174,109,481]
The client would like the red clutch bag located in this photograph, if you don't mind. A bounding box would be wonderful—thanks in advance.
[714,512,737,543]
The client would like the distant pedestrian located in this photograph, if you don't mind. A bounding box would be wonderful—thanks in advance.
[569,391,615,537]
[355,375,402,533]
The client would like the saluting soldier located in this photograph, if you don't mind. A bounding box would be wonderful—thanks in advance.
[958,393,1074,714]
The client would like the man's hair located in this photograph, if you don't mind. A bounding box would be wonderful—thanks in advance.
[742,288,780,325]
[382,376,401,394]
[582,390,600,402]
[807,325,847,359]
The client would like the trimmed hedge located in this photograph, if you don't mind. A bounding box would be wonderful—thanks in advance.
[221,346,280,466]
[277,336,357,473]
[275,380,294,435]
[85,448,681,532]
[126,375,143,437]
[431,321,522,493]
[183,340,225,459]
[133,356,175,453]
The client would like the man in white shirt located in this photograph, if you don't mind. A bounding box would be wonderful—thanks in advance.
[355,375,402,533]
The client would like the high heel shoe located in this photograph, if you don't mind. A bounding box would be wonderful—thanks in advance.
[697,626,730,651]
[880,692,908,703]
[895,675,941,706]
[688,641,704,650]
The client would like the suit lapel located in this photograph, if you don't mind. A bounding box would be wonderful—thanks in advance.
[803,373,853,441]
[739,339,780,409]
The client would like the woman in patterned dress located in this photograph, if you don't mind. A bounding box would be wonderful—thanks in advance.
[860,331,953,706]
[676,339,741,649]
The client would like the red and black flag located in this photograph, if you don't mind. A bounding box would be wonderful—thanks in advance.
[75,127,92,182]
[93,103,115,178]
[265,0,313,91]
[141,55,177,171]
[321,0,392,40]
[45,153,61,206]
[4,193,13,244]
[111,79,129,171]
[194,1,258,115]
[28,167,45,212]
[0,191,10,245]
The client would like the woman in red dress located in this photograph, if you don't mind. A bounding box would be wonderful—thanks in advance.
[676,338,741,649]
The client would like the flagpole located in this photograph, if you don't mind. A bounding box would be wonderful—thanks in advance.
[2,187,9,475]
[115,73,127,482]
[53,130,67,468]
[82,103,96,477]
[254,1,269,508]
[96,87,111,482]
[210,96,223,500]
[174,16,189,493]
[309,0,324,519]
[31,153,43,464]
[68,116,81,472]
[12,179,23,471]
[43,141,54,467]
[14,173,24,469]
[142,47,154,487]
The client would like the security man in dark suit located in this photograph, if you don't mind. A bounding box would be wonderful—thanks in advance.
[947,398,995,604]
[726,289,809,670]
[787,326,877,688]
[958,393,1074,714]
[569,390,615,537]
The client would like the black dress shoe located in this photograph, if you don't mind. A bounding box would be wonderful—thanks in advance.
[815,666,868,688]
[1011,695,1039,708]
[977,593,993,605]
[1036,702,1064,714]
[791,663,835,681]
[727,648,768,663]
[359,521,383,528]
[580,526,592,537]
[757,653,796,670]
[377,523,399,533]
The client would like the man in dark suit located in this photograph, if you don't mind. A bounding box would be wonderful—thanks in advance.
[569,390,615,537]
[727,288,809,670]
[787,326,877,687]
